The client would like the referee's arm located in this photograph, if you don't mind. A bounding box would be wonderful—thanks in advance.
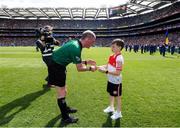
[76,63,96,72]
[82,60,96,66]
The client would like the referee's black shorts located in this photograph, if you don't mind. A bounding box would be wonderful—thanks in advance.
[107,81,122,97]
[48,60,66,87]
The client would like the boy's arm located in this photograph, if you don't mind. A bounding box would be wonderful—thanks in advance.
[97,64,108,73]
[99,61,122,76]
[97,64,107,69]
[102,64,108,68]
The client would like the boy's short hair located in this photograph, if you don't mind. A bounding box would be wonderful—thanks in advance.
[112,39,124,50]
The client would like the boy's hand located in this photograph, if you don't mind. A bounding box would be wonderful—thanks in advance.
[87,59,96,66]
[99,69,107,73]
[97,66,107,73]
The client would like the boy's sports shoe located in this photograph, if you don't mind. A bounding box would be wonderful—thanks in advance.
[111,111,122,120]
[103,106,114,113]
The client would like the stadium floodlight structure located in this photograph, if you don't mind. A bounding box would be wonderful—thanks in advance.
[0,0,178,20]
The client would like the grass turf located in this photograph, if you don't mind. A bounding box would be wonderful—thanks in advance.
[0,47,180,127]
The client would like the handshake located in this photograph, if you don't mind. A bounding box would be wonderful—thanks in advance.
[85,60,107,73]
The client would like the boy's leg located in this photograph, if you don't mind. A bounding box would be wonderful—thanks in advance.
[110,95,115,108]
[107,82,115,108]
[111,96,122,120]
[104,82,115,113]
[116,96,122,112]
[104,95,114,113]
[117,83,122,112]
[111,83,123,120]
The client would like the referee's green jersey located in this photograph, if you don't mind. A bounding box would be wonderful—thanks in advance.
[52,40,82,67]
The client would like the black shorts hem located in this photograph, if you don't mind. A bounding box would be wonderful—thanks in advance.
[107,81,122,97]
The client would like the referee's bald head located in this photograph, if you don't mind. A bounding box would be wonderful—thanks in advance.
[81,30,96,48]
[81,30,96,40]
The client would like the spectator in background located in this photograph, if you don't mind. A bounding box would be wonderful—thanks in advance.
[35,25,60,87]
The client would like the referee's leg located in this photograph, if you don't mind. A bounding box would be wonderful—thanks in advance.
[48,62,78,123]
[56,86,68,119]
[56,86,78,124]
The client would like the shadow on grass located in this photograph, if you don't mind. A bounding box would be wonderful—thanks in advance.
[102,113,112,127]
[102,113,121,127]
[0,88,50,126]
[114,118,121,127]
[45,115,61,127]
[164,56,176,59]
[46,115,78,127]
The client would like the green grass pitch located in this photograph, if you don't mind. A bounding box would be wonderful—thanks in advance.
[0,47,180,127]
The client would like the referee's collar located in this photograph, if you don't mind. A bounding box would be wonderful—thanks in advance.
[78,40,83,50]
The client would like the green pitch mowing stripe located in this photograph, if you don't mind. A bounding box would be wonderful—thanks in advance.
[0,47,180,127]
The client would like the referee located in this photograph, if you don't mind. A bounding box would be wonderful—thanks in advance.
[48,30,97,124]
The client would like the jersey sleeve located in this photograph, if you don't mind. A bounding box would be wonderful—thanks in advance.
[53,37,59,45]
[116,55,124,71]
[35,40,45,51]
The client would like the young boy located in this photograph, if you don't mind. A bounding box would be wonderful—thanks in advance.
[98,38,124,120]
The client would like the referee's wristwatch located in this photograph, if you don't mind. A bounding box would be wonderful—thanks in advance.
[84,61,87,65]
[89,66,92,71]
[105,70,108,74]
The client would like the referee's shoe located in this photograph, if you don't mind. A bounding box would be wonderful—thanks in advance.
[67,106,77,113]
[61,115,78,124]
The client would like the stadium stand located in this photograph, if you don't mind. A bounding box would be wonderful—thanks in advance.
[0,0,180,47]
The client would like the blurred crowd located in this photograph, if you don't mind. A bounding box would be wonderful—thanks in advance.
[0,1,179,50]
[0,1,179,29]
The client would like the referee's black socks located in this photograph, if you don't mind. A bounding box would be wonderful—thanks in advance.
[57,97,69,119]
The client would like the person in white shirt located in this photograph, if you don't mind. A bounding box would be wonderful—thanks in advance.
[98,38,124,120]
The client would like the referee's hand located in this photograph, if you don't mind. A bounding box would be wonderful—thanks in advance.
[90,66,97,72]
[87,59,96,66]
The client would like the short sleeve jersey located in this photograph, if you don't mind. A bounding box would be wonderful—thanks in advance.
[107,53,124,84]
[52,40,82,67]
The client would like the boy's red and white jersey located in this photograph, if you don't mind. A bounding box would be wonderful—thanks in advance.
[107,53,124,84]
